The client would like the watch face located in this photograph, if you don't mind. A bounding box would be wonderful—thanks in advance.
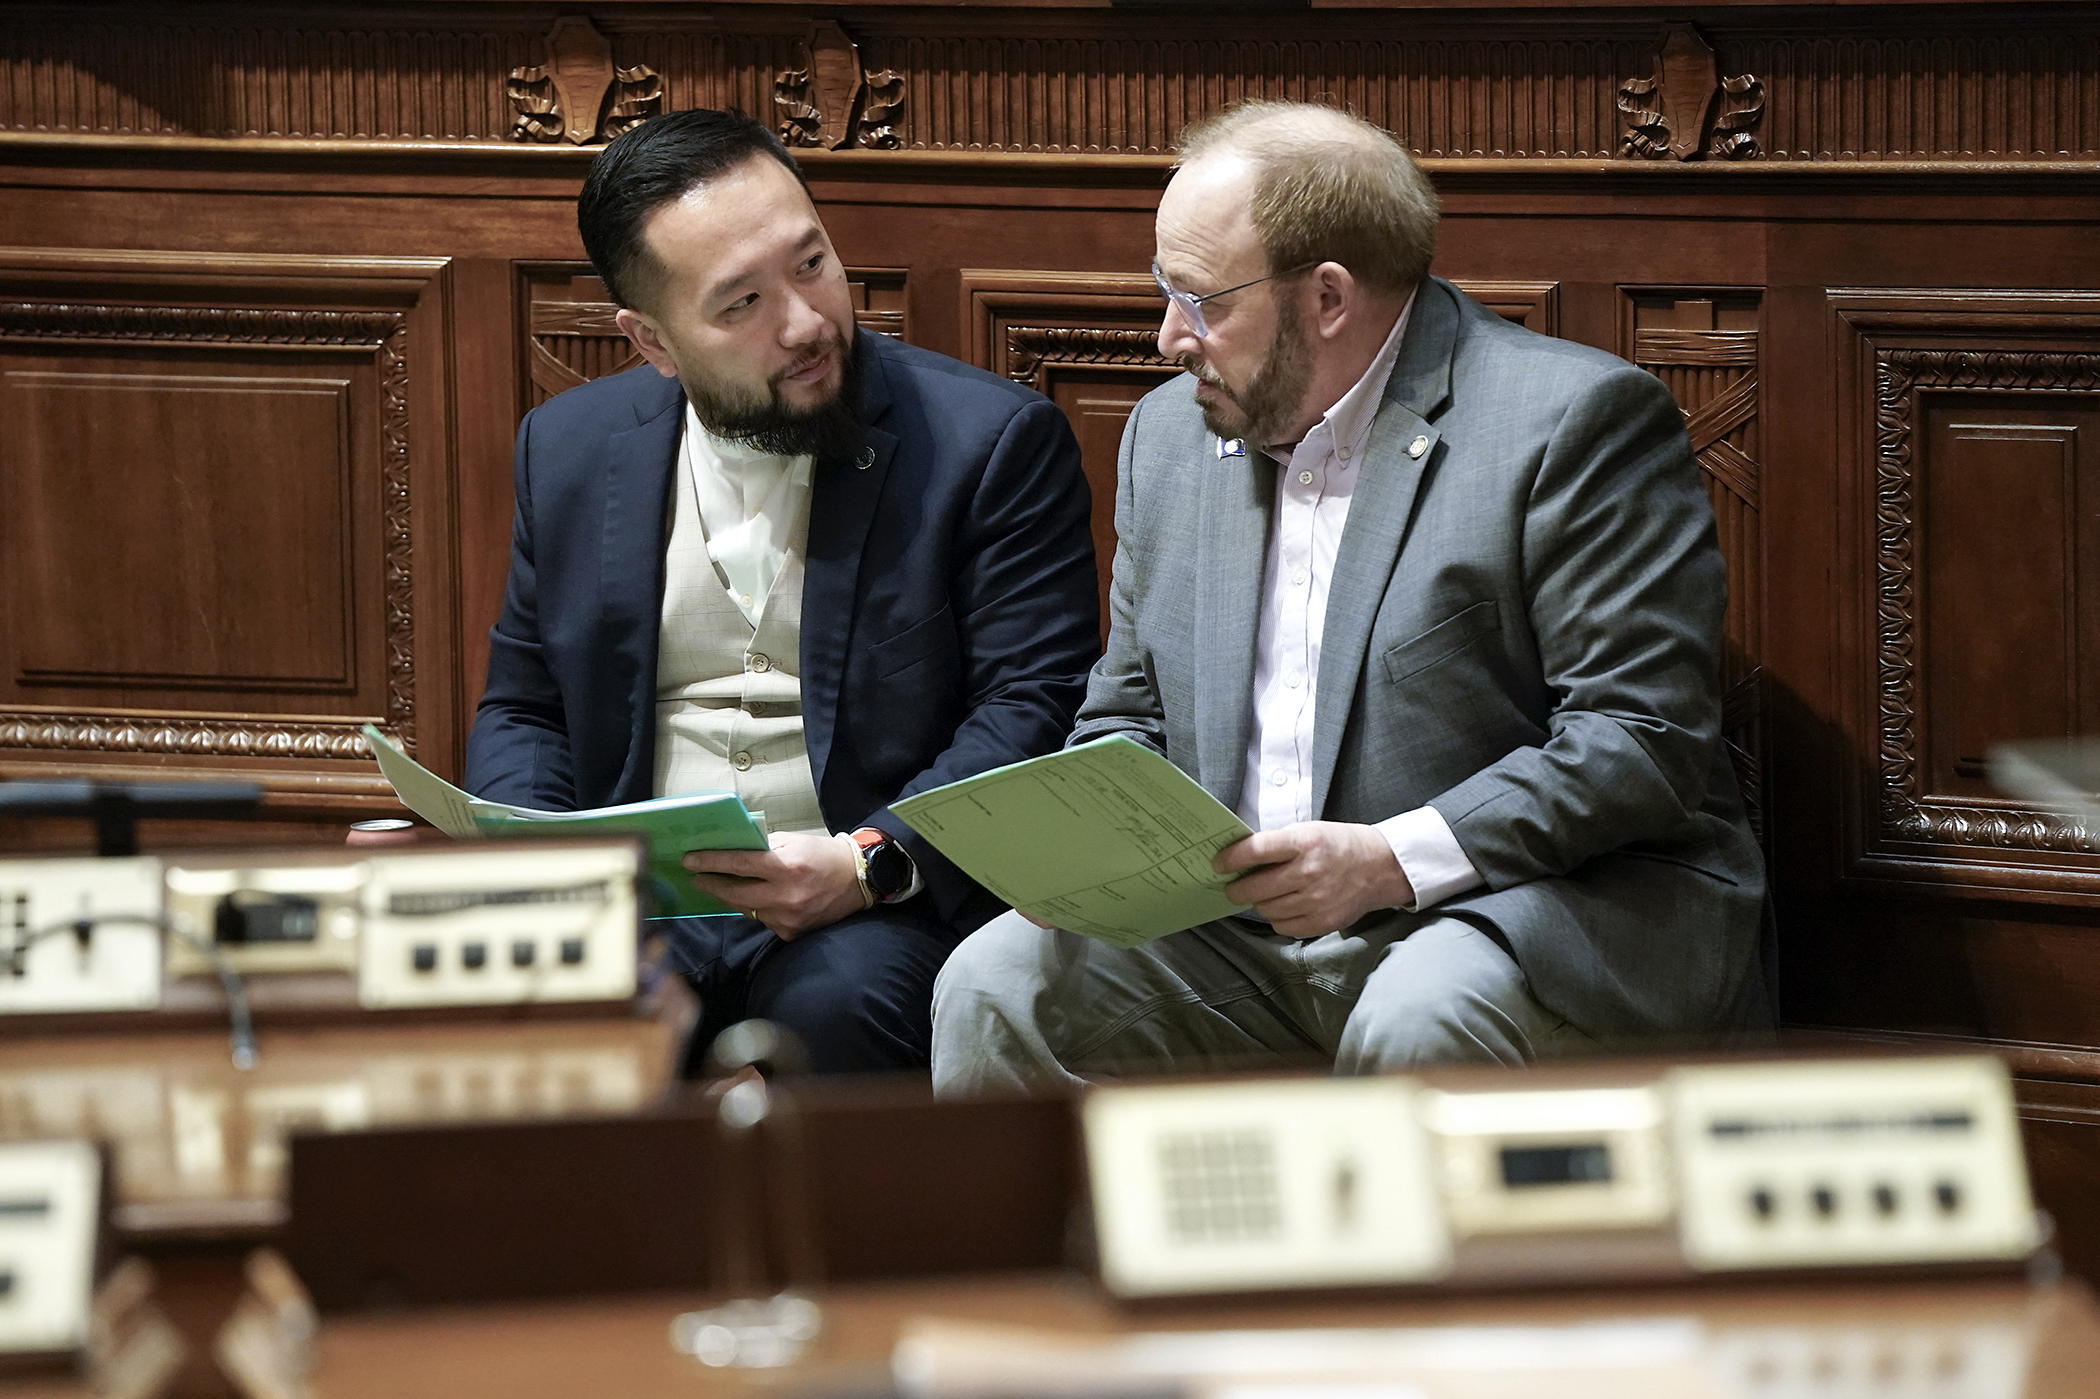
[864,840,912,899]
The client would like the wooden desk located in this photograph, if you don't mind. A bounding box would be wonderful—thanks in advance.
[0,1012,678,1241]
[310,1271,2100,1399]
[0,1011,679,1399]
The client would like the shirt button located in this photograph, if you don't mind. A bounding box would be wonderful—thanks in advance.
[732,751,753,772]
[1285,670,1303,688]
[1291,567,1308,586]
[1268,770,1288,787]
[739,594,754,609]
[748,653,771,673]
[1338,446,1351,461]
[1297,470,1314,485]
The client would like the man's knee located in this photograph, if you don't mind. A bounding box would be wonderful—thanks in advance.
[932,911,1076,1096]
[742,913,951,1073]
[1339,918,1558,1071]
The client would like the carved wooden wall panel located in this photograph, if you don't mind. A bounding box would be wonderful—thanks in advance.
[1623,289,1764,840]
[1832,291,2100,899]
[0,252,456,811]
[2,6,2096,165]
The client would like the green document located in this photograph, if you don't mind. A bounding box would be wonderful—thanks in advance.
[361,725,769,919]
[892,735,1253,947]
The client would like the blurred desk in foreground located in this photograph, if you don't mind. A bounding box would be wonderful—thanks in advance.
[0,1014,678,1241]
[0,1013,679,1399]
[310,1271,2100,1399]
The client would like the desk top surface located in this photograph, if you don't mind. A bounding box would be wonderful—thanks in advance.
[308,1270,2100,1399]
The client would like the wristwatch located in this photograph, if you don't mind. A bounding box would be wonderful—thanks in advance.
[850,827,916,903]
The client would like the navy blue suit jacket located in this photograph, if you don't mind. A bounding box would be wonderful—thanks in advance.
[465,330,1100,934]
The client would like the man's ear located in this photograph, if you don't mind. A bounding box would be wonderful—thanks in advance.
[1311,262,1357,342]
[615,307,681,380]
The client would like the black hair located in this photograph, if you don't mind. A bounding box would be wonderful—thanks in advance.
[577,108,811,310]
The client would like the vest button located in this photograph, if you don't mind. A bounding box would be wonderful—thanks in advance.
[732,751,753,772]
[748,653,771,673]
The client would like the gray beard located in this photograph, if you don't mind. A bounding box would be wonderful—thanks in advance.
[1189,294,1312,450]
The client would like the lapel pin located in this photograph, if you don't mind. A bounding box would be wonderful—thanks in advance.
[855,446,876,470]
[1408,435,1430,459]
[1216,438,1246,459]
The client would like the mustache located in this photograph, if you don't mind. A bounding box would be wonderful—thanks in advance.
[1179,355,1233,394]
[775,336,843,387]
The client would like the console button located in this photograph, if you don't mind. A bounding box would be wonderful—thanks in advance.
[411,944,438,973]
[559,937,586,966]
[461,941,488,970]
[511,939,536,968]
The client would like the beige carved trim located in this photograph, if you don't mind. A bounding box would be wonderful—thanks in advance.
[0,709,391,762]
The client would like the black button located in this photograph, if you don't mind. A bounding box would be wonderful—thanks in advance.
[559,937,586,965]
[1935,1180,1962,1214]
[1750,1186,1776,1221]
[1812,1185,1837,1218]
[461,941,487,970]
[411,943,438,973]
[511,939,536,968]
[1873,1183,1899,1216]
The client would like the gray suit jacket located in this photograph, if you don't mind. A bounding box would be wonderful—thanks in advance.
[1072,277,1767,1039]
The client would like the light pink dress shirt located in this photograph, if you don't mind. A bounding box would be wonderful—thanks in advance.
[1234,296,1485,912]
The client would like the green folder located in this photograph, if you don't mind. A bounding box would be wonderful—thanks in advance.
[893,735,1254,947]
[361,725,768,919]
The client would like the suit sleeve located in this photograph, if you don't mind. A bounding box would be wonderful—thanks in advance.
[858,397,1101,918]
[1428,365,1726,884]
[1068,394,1169,754]
[463,408,579,809]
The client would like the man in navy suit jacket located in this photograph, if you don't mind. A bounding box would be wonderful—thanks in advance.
[465,109,1098,1074]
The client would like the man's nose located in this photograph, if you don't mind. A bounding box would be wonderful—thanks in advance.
[1157,299,1201,361]
[781,289,828,346]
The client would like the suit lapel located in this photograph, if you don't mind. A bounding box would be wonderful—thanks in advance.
[600,374,684,804]
[802,331,894,802]
[1309,279,1461,818]
[1193,449,1273,810]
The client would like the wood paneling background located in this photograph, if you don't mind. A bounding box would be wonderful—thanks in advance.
[3,0,2100,1265]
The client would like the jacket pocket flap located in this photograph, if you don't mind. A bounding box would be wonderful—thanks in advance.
[1381,600,1500,685]
[867,605,955,678]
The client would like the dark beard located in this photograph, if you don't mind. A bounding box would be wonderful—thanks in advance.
[1184,291,1313,450]
[685,333,865,461]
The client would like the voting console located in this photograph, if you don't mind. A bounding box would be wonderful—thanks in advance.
[0,841,646,1024]
[1081,1056,2043,1297]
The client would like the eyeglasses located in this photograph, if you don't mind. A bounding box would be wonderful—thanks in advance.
[1152,260,1318,339]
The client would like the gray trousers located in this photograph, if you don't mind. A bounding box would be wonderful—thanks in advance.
[931,908,1594,1097]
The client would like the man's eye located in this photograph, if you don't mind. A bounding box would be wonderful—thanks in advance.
[799,253,824,272]
[725,294,758,313]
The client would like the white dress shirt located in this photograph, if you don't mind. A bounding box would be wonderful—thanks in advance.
[1235,296,1485,911]
[685,404,813,627]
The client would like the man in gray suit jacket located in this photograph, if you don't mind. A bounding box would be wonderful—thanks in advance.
[931,101,1768,1094]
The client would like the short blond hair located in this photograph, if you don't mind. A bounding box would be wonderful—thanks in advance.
[1176,101,1439,298]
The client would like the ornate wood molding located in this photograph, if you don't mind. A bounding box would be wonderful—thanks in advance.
[0,710,379,763]
[1002,327,1169,385]
[775,21,904,151]
[1618,22,1763,161]
[505,15,662,146]
[1871,347,2100,855]
[0,304,400,347]
[0,8,2093,166]
[0,297,418,757]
